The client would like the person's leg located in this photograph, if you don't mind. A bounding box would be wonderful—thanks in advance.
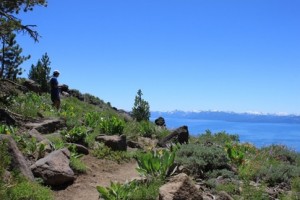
[53,99,60,110]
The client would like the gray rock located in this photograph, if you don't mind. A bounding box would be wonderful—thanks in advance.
[95,134,127,151]
[158,126,189,147]
[23,79,41,93]
[30,148,75,186]
[0,135,34,181]
[159,173,203,200]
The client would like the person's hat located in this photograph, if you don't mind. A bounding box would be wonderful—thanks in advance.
[53,70,60,75]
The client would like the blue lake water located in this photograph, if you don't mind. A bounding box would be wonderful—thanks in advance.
[151,117,300,152]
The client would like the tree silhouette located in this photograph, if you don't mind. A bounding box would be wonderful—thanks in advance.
[28,53,51,92]
[0,32,30,80]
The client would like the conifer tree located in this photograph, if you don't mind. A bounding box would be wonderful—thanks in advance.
[0,0,47,42]
[132,89,150,122]
[0,32,30,80]
[28,53,51,92]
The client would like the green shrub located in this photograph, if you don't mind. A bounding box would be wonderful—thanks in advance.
[84,111,102,128]
[6,179,54,200]
[175,143,229,178]
[0,124,16,135]
[225,142,257,166]
[136,144,179,179]
[261,145,300,165]
[99,116,125,135]
[70,156,87,174]
[216,182,240,195]
[239,145,300,185]
[92,143,132,163]
[129,179,164,200]
[137,121,156,138]
[10,92,53,118]
[197,130,239,147]
[61,126,88,144]
[256,164,300,186]
[240,182,268,200]
[13,135,39,156]
[68,144,87,173]
[97,181,137,200]
[47,136,65,150]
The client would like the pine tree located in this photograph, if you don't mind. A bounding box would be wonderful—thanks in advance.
[28,53,51,92]
[0,0,47,42]
[0,32,30,80]
[132,89,150,122]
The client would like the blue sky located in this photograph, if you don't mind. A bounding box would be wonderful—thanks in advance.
[17,0,300,114]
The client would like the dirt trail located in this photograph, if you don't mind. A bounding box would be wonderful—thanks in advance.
[54,155,139,200]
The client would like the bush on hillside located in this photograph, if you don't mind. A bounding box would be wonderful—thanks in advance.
[175,143,230,178]
[197,130,239,147]
[99,116,125,135]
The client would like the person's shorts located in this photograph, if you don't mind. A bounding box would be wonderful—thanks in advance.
[51,91,60,102]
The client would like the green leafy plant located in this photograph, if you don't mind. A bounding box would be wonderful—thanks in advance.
[0,124,16,135]
[136,144,179,179]
[137,121,156,138]
[10,92,53,118]
[61,126,88,144]
[84,111,102,128]
[13,135,38,156]
[96,181,137,200]
[99,116,125,135]
[225,142,246,166]
[68,144,87,173]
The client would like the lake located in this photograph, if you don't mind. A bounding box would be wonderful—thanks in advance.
[151,117,300,152]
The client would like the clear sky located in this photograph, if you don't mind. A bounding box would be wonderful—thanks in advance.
[17,0,300,114]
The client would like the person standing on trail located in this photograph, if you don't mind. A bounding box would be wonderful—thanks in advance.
[50,70,61,110]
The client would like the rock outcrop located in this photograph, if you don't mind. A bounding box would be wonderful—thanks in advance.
[0,135,34,181]
[159,173,203,200]
[95,134,127,151]
[158,126,189,147]
[30,148,75,186]
[155,117,166,127]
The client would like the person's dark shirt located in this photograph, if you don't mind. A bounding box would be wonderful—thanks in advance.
[50,76,59,100]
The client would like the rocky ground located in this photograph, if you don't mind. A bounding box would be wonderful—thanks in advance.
[54,155,139,200]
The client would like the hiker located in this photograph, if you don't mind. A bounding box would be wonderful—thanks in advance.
[50,70,61,110]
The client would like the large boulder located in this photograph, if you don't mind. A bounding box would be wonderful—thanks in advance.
[159,173,203,200]
[59,84,69,93]
[155,117,166,127]
[30,148,75,186]
[158,126,189,147]
[0,135,34,181]
[95,134,127,151]
[23,79,41,93]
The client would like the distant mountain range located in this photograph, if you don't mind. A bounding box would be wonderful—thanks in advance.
[151,110,300,124]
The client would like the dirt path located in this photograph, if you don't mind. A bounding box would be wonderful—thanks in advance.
[54,155,139,200]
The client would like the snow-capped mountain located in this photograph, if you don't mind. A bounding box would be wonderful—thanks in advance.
[151,110,300,124]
